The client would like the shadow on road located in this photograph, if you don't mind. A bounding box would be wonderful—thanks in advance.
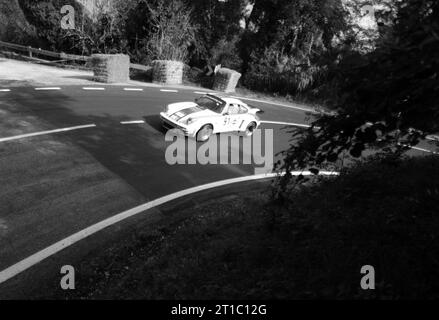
[143,114,164,133]
[1,88,255,199]
[62,75,95,82]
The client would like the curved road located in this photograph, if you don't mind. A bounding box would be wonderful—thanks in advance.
[0,85,314,292]
[0,85,436,297]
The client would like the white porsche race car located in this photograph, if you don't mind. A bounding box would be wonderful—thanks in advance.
[160,94,262,142]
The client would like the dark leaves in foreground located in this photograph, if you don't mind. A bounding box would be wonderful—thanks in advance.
[276,0,439,190]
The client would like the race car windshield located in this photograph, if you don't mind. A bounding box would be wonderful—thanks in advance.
[196,96,226,113]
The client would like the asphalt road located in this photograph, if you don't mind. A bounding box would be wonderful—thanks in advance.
[0,85,436,295]
[0,86,313,289]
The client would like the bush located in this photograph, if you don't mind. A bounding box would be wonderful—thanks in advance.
[143,0,197,62]
[242,46,323,95]
[17,0,86,52]
[270,155,439,298]
[208,37,243,71]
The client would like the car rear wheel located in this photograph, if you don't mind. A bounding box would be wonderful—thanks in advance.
[196,124,213,142]
[244,122,257,137]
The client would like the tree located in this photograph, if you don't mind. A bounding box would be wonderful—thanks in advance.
[243,0,347,60]
[241,0,349,94]
[185,0,248,67]
[62,0,132,55]
[18,0,85,52]
[276,0,439,191]
[143,0,197,62]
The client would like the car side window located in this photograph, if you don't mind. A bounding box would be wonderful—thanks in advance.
[227,104,240,115]
[238,105,248,114]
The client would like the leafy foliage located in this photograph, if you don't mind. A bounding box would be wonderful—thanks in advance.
[143,0,197,62]
[61,0,132,55]
[184,0,247,67]
[18,0,85,52]
[243,45,325,95]
[208,36,243,71]
[241,0,349,94]
[277,0,439,189]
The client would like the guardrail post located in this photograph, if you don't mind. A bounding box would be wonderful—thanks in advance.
[28,46,32,58]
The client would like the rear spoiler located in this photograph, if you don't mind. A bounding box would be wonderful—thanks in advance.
[248,104,265,114]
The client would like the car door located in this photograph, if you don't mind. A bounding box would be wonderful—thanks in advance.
[222,104,242,132]
[236,104,251,131]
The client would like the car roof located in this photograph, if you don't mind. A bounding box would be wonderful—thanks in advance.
[206,94,246,106]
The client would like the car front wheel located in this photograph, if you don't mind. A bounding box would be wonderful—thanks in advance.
[196,124,213,142]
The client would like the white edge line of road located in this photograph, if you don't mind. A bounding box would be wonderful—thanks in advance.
[401,144,439,155]
[82,87,106,91]
[120,120,146,124]
[0,124,96,143]
[0,170,339,285]
[0,89,11,92]
[123,88,144,91]
[230,95,319,114]
[34,87,61,91]
[426,135,439,141]
[160,89,179,93]
[261,121,311,128]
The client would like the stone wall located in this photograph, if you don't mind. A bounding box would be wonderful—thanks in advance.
[90,54,130,83]
[213,68,242,93]
[152,60,184,85]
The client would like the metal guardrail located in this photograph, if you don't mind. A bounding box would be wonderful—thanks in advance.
[0,41,151,71]
[0,40,88,62]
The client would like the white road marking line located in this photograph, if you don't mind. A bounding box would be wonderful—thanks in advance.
[160,89,178,93]
[427,135,439,141]
[34,87,61,91]
[261,121,311,128]
[408,146,438,154]
[230,96,319,114]
[398,143,438,155]
[0,170,339,285]
[124,88,144,92]
[0,89,11,92]
[194,91,209,95]
[120,120,145,124]
[83,87,106,91]
[0,124,96,143]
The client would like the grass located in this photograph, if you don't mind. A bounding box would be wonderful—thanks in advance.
[38,155,439,300]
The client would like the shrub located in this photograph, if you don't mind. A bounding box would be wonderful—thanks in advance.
[242,46,323,95]
[17,0,85,52]
[270,155,439,298]
[208,36,243,71]
[143,0,197,62]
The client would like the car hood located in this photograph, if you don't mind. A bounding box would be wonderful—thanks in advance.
[167,102,218,122]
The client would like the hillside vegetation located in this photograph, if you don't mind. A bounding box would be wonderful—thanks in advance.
[39,156,439,299]
[0,0,35,42]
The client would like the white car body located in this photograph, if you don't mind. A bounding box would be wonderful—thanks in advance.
[160,94,261,141]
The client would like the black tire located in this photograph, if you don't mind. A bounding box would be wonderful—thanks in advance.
[244,122,257,137]
[196,124,213,142]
